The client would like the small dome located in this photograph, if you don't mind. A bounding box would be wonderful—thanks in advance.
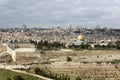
[77,35,85,40]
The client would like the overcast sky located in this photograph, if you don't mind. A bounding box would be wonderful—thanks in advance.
[0,0,120,28]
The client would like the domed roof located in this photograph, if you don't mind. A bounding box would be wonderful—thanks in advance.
[77,35,85,40]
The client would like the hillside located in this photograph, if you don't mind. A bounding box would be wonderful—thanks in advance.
[0,69,42,80]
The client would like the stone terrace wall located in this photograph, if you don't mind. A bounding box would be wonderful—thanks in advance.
[16,52,40,63]
[45,50,120,57]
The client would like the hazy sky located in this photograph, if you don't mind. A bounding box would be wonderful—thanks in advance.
[0,0,120,28]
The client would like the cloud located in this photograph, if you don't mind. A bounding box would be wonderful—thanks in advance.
[0,0,120,28]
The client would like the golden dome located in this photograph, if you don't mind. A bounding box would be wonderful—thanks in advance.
[77,35,85,40]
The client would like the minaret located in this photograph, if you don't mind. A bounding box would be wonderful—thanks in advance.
[0,31,2,46]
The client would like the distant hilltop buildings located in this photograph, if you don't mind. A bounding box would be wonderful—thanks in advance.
[0,24,119,48]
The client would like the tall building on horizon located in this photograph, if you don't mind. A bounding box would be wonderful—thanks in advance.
[21,24,27,32]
